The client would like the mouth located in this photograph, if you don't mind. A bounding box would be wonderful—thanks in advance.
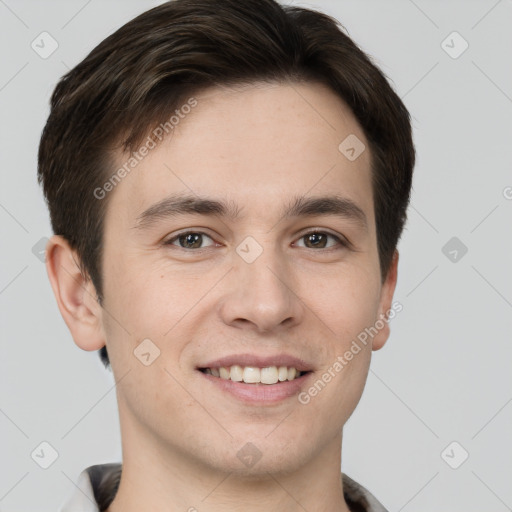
[196,353,315,404]
[198,365,312,384]
[196,363,314,405]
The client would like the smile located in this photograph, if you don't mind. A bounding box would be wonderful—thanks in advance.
[199,365,309,384]
[197,367,313,405]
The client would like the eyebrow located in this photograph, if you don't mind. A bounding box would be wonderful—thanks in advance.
[132,192,368,232]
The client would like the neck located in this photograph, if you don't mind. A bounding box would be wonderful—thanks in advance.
[106,417,351,512]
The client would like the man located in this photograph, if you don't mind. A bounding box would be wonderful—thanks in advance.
[38,0,414,510]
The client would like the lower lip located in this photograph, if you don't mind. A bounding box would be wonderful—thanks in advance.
[198,370,313,405]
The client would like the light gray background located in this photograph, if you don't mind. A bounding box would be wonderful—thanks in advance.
[1,0,511,510]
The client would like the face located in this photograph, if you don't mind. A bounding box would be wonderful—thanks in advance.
[92,81,397,474]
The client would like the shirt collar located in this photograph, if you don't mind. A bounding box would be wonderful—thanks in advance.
[59,463,388,512]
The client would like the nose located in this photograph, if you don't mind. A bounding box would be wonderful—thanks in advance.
[218,243,304,334]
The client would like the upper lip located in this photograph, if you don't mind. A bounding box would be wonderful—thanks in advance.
[198,353,314,372]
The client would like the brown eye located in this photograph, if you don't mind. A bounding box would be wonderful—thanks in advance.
[165,231,215,249]
[296,231,345,249]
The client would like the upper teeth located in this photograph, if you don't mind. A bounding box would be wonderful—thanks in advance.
[203,365,302,384]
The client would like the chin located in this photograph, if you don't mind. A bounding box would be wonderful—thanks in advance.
[197,433,316,478]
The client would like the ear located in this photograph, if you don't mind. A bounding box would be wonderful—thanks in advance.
[45,235,106,352]
[372,250,399,351]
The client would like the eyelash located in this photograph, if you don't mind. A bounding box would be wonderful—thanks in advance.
[163,229,350,252]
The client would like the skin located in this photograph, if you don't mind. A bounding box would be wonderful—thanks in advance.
[46,81,398,511]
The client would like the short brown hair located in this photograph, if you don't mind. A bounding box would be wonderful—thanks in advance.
[38,0,415,369]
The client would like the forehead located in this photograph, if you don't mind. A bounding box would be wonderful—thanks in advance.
[106,81,374,228]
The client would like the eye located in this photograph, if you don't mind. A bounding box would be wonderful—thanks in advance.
[165,231,216,250]
[164,229,349,251]
[294,230,347,250]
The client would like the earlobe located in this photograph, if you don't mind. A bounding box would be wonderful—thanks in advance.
[45,235,106,352]
[372,250,399,351]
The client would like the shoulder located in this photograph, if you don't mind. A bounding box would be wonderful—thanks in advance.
[58,463,121,512]
[342,472,389,512]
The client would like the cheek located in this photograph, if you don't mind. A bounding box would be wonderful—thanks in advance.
[102,261,198,431]
[295,267,380,415]
[307,264,381,341]
[116,362,193,441]
[104,252,177,328]
[305,272,378,394]
[101,256,184,369]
